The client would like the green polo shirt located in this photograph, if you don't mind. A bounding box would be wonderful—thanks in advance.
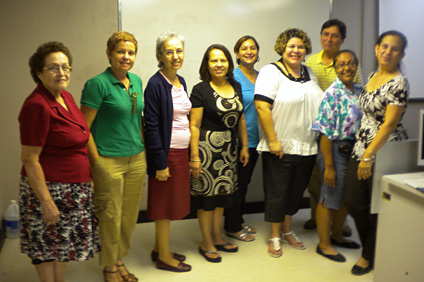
[81,68,144,157]
[306,50,363,91]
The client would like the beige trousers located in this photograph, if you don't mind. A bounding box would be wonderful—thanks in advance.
[92,151,146,266]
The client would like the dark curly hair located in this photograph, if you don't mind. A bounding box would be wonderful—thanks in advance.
[333,49,359,66]
[199,44,234,83]
[274,28,312,56]
[29,41,72,84]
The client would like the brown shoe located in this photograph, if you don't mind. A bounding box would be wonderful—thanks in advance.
[150,250,186,262]
[103,269,122,282]
[116,264,138,282]
[156,259,191,272]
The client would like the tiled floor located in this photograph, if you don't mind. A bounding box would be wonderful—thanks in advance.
[0,209,373,282]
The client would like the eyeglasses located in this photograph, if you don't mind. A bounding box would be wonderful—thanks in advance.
[130,92,138,114]
[43,65,72,74]
[163,49,183,57]
[335,62,357,69]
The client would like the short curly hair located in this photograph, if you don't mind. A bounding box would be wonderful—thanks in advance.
[107,31,138,54]
[274,28,312,56]
[29,41,72,84]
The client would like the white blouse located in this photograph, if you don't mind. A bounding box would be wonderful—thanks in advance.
[254,64,324,156]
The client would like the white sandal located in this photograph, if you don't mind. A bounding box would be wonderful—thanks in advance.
[268,237,282,258]
[243,225,257,234]
[281,231,306,250]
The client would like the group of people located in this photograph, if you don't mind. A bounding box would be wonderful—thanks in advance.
[17,17,409,282]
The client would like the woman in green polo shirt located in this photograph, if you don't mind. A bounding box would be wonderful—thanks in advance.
[81,31,146,282]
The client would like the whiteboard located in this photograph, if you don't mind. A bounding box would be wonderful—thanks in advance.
[122,0,330,92]
[380,0,424,100]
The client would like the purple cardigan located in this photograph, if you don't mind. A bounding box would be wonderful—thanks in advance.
[144,71,187,177]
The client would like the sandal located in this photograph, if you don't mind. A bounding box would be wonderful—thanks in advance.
[268,237,282,258]
[243,224,257,234]
[281,230,306,250]
[226,229,255,242]
[103,269,121,282]
[214,242,238,253]
[198,247,222,263]
[116,264,138,282]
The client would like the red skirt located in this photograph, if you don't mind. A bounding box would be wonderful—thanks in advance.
[147,148,190,220]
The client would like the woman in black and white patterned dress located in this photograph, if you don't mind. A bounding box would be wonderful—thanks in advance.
[189,44,249,263]
[345,30,409,276]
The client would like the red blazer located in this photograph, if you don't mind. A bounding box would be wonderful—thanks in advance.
[19,83,91,183]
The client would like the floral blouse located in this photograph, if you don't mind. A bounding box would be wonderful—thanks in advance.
[352,72,409,160]
[313,77,362,140]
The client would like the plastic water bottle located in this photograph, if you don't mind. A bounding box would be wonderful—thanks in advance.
[5,200,19,239]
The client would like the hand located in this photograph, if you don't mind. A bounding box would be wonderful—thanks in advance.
[41,200,60,225]
[323,167,336,187]
[269,140,283,159]
[90,179,95,194]
[239,148,249,167]
[190,160,203,178]
[357,160,373,180]
[156,168,170,182]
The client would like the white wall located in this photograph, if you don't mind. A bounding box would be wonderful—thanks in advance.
[122,0,330,93]
[380,0,424,99]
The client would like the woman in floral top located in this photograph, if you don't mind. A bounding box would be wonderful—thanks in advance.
[313,50,362,263]
[345,30,409,276]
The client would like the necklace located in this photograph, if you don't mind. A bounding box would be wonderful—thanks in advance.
[279,59,305,83]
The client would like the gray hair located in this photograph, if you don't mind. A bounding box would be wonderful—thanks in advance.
[156,31,185,68]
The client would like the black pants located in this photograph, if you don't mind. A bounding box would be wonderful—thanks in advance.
[262,153,316,222]
[224,148,259,233]
[345,158,377,263]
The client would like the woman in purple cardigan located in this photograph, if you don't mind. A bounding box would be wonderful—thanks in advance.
[144,31,191,273]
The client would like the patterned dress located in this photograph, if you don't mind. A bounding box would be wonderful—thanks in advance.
[190,81,243,211]
[19,179,100,262]
[352,72,409,160]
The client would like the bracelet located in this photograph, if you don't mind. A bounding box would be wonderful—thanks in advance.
[190,159,201,162]
[361,156,375,162]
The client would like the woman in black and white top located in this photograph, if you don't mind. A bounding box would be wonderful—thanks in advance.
[345,30,409,276]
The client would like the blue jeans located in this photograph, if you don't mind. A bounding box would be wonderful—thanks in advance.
[317,139,352,210]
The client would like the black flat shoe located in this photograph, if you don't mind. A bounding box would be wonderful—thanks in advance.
[316,245,346,262]
[303,219,316,230]
[330,238,360,249]
[198,247,222,263]
[342,225,352,237]
[214,242,238,253]
[150,250,186,262]
[156,259,191,272]
[351,264,373,276]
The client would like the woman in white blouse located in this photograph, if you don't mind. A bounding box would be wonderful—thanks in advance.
[255,28,323,258]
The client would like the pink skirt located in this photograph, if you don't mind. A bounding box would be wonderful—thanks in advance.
[147,148,190,220]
